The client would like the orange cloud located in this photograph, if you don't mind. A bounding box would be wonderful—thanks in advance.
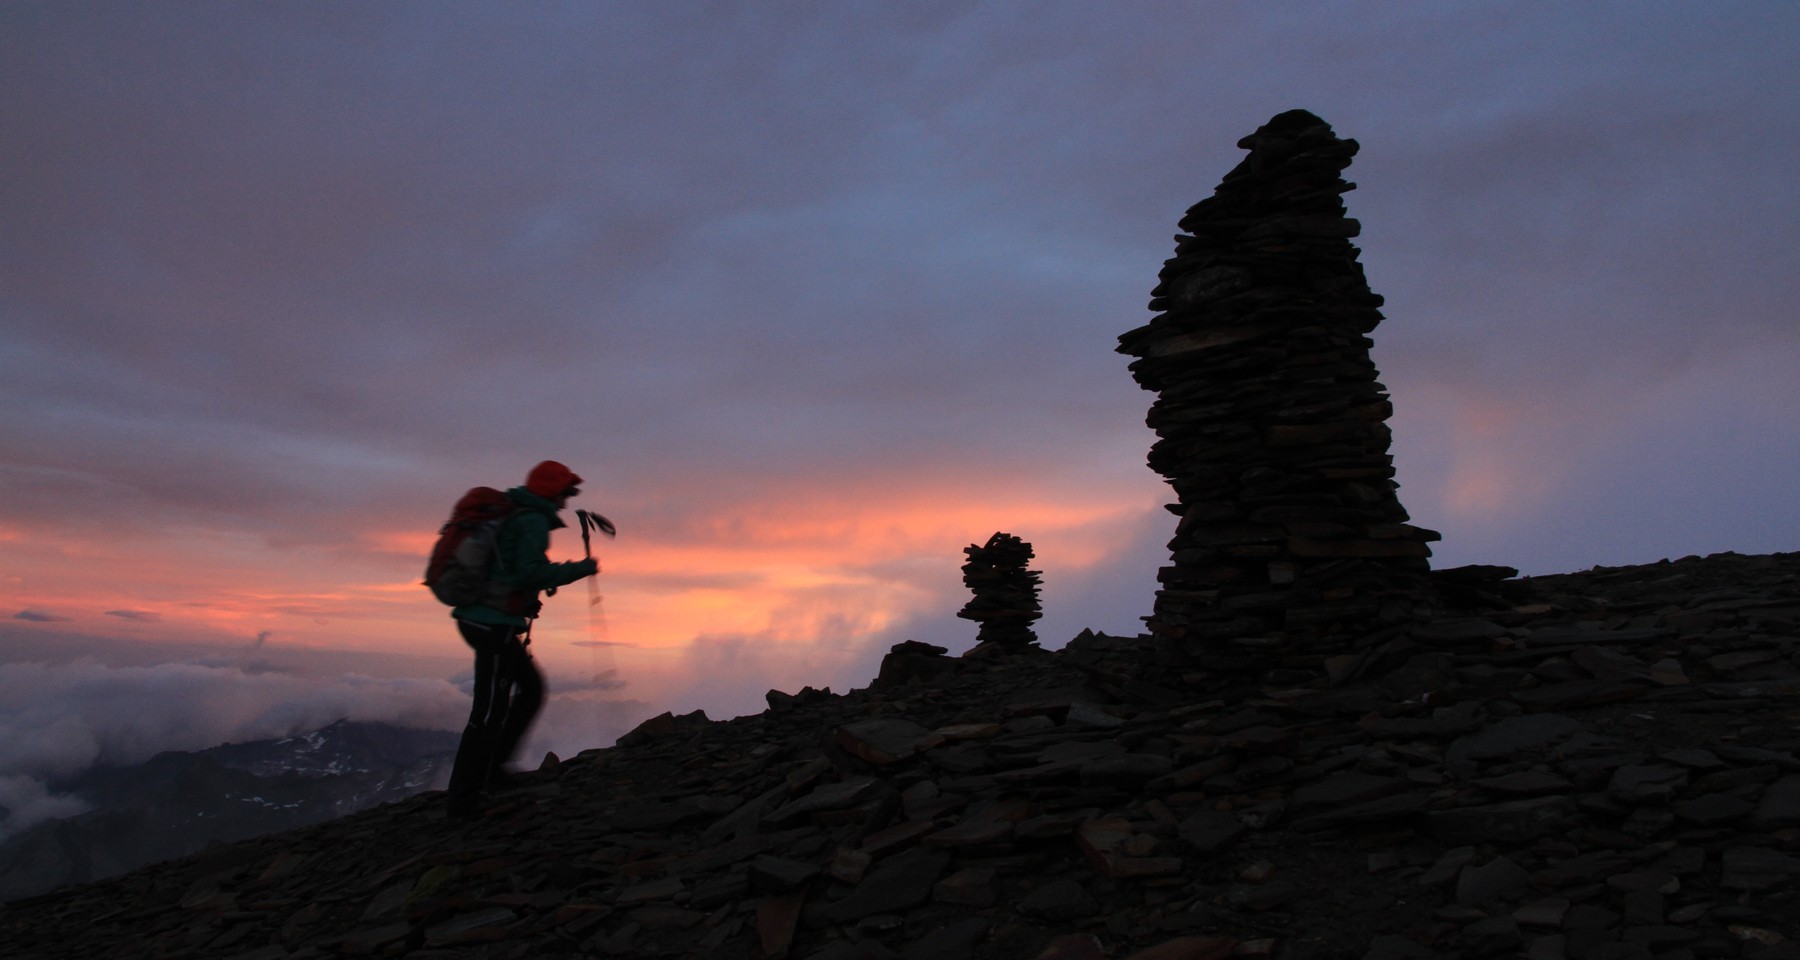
[1,468,1161,705]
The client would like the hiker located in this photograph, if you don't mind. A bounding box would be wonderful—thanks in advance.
[445,459,597,817]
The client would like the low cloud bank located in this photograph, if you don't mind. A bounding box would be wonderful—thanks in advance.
[0,657,648,841]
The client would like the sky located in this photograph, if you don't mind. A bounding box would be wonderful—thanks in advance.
[2,2,1797,836]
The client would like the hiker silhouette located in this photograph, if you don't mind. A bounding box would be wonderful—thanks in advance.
[444,460,599,817]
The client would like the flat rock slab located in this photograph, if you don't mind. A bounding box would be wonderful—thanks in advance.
[1472,771,1572,796]
[1428,796,1578,846]
[1521,626,1670,647]
[1290,772,1411,813]
[1608,764,1689,803]
[1177,809,1245,854]
[769,777,881,824]
[1572,646,1652,681]
[820,848,951,923]
[1752,774,1800,827]
[1122,936,1239,960]
[900,917,989,960]
[1457,855,1532,907]
[1017,876,1099,919]
[1079,753,1173,785]
[838,719,934,765]
[1671,792,1755,824]
[1511,680,1647,711]
[1414,619,1507,643]
[1294,791,1429,830]
[1720,847,1800,891]
[1447,714,1584,767]
[612,800,711,831]
[1028,935,1108,960]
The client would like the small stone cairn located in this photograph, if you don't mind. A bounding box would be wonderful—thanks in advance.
[956,532,1042,648]
[1117,109,1442,674]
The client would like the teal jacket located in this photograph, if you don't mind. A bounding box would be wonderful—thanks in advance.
[452,487,596,628]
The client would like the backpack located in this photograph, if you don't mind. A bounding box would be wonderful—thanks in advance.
[423,487,518,607]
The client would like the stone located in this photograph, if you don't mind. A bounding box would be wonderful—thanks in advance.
[1175,809,1244,854]
[1607,764,1688,803]
[820,849,951,923]
[1445,715,1583,768]
[828,848,874,884]
[1121,936,1239,960]
[1293,791,1430,830]
[1029,934,1109,960]
[837,719,935,766]
[1460,916,1522,955]
[1289,772,1412,812]
[1427,796,1578,845]
[1361,934,1434,959]
[1472,771,1572,796]
[750,855,821,893]
[1511,681,1646,711]
[1457,855,1532,907]
[805,941,903,960]
[1720,847,1800,891]
[1420,846,1478,887]
[1571,646,1652,682]
[1513,899,1571,929]
[1079,753,1174,785]
[757,894,805,960]
[874,641,958,689]
[1750,774,1800,828]
[1671,793,1755,824]
[1415,619,1507,643]
[901,918,990,960]
[1227,880,1300,911]
[1017,876,1101,919]
[932,867,996,907]
[617,708,711,747]
[1524,934,1568,960]
[770,777,882,823]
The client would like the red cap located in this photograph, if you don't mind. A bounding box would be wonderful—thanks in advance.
[525,460,583,498]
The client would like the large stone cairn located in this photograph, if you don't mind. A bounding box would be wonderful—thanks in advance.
[956,532,1042,648]
[1117,109,1441,673]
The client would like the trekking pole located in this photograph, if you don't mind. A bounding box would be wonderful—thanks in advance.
[574,510,616,643]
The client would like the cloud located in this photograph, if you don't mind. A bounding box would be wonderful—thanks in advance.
[0,774,91,839]
[554,669,628,694]
[0,653,653,840]
[104,609,162,622]
[12,610,70,623]
[0,660,468,783]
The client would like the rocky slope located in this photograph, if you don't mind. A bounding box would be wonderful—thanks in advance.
[4,551,1799,960]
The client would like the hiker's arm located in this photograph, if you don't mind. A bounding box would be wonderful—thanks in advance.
[503,515,595,590]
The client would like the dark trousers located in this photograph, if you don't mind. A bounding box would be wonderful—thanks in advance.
[447,620,544,805]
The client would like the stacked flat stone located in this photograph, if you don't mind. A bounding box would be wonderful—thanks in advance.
[956,532,1042,648]
[1117,109,1441,672]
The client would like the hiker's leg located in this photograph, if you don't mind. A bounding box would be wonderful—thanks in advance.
[447,621,507,807]
[490,635,545,775]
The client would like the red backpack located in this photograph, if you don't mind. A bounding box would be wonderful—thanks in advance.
[423,487,518,607]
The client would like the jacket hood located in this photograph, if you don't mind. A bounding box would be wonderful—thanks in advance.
[505,486,568,528]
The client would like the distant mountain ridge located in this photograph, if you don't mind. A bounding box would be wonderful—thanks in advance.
[0,718,458,900]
